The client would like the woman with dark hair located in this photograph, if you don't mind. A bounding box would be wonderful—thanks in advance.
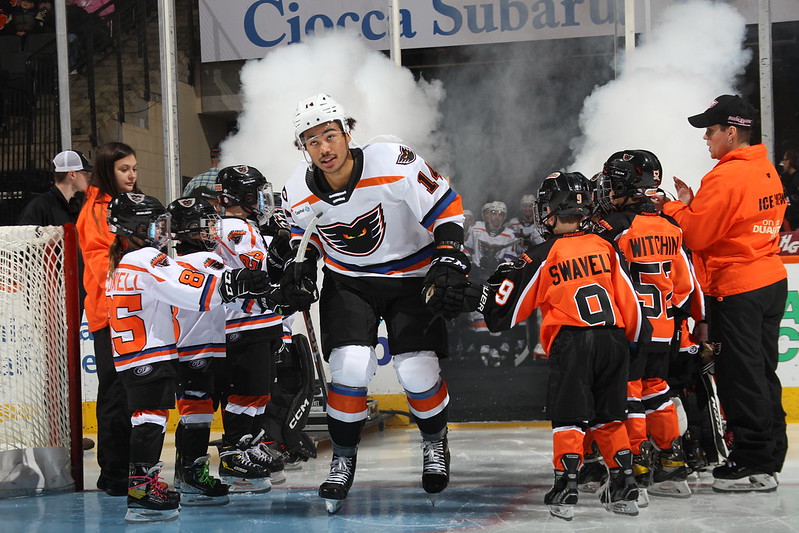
[76,142,139,496]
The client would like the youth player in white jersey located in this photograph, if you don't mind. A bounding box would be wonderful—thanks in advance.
[212,165,285,492]
[277,93,470,513]
[166,197,230,506]
[105,192,270,523]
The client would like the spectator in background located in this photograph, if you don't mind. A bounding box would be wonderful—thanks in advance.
[12,0,47,37]
[18,149,90,226]
[76,141,139,497]
[77,0,114,18]
[780,147,799,230]
[183,143,221,197]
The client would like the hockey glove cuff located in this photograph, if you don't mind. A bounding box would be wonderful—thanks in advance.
[219,268,271,303]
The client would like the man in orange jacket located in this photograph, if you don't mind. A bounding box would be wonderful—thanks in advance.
[662,94,787,493]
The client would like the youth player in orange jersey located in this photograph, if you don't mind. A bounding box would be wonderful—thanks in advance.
[592,150,698,501]
[460,171,649,520]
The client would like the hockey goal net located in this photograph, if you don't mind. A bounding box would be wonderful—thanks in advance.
[0,224,82,497]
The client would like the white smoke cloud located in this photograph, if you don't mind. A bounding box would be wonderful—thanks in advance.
[569,0,751,194]
[219,31,446,191]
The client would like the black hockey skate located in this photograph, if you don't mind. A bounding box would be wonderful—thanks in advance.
[544,453,580,521]
[577,447,607,494]
[319,454,357,514]
[217,434,271,494]
[126,462,180,524]
[598,450,639,516]
[632,440,652,508]
[245,431,286,484]
[650,437,691,498]
[421,435,451,500]
[174,454,230,506]
[711,461,778,493]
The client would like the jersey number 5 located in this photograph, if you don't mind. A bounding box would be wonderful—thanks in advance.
[109,293,146,354]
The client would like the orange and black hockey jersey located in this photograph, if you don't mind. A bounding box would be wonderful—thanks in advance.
[595,206,697,348]
[478,231,647,355]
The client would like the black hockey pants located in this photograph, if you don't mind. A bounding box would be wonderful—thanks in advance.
[708,278,788,474]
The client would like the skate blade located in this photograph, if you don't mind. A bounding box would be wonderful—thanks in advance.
[125,507,180,523]
[324,498,343,514]
[179,493,230,506]
[604,500,639,516]
[637,488,649,508]
[712,474,778,493]
[548,504,574,521]
[222,476,271,494]
[649,480,691,498]
[270,471,287,485]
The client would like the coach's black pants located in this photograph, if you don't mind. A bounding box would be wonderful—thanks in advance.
[92,326,131,485]
[708,278,788,474]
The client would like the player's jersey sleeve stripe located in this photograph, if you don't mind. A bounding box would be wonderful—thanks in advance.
[199,276,217,311]
[117,262,166,282]
[421,189,460,229]
[355,175,404,188]
[324,243,435,275]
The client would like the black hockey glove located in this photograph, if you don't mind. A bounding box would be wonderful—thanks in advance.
[423,243,471,319]
[278,255,319,312]
[266,228,293,282]
[219,268,270,303]
[259,284,298,316]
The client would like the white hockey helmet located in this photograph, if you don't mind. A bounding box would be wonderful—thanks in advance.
[294,93,350,148]
[482,201,507,215]
[520,194,536,206]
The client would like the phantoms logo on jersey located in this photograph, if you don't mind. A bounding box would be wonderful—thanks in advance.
[228,230,246,244]
[150,253,170,268]
[318,204,386,256]
[397,146,416,165]
[203,258,225,270]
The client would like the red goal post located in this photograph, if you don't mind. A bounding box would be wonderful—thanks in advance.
[0,224,83,497]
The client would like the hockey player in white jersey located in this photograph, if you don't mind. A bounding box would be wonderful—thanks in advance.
[166,197,230,506]
[212,165,285,492]
[278,93,470,513]
[464,201,521,366]
[507,195,546,360]
[105,192,271,523]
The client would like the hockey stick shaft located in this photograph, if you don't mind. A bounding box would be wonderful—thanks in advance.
[293,212,327,403]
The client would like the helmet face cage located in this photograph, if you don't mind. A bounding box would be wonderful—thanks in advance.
[216,166,275,219]
[294,93,350,151]
[107,192,171,249]
[167,197,221,251]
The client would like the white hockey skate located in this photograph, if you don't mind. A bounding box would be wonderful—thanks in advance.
[712,462,778,493]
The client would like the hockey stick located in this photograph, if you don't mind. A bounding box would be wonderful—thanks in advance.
[294,213,328,404]
[700,356,729,460]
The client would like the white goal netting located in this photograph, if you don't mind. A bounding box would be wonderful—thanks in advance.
[0,225,77,497]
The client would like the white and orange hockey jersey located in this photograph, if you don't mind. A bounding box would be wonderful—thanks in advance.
[465,221,518,274]
[173,251,229,362]
[507,216,545,255]
[214,216,282,335]
[282,143,464,278]
[106,247,227,372]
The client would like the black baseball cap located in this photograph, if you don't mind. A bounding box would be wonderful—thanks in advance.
[687,94,756,129]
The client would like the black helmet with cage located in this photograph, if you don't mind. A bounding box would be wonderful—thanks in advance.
[215,165,274,220]
[596,149,662,213]
[535,171,592,235]
[107,192,171,250]
[166,196,220,251]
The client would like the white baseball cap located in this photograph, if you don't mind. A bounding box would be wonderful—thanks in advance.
[53,150,93,172]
